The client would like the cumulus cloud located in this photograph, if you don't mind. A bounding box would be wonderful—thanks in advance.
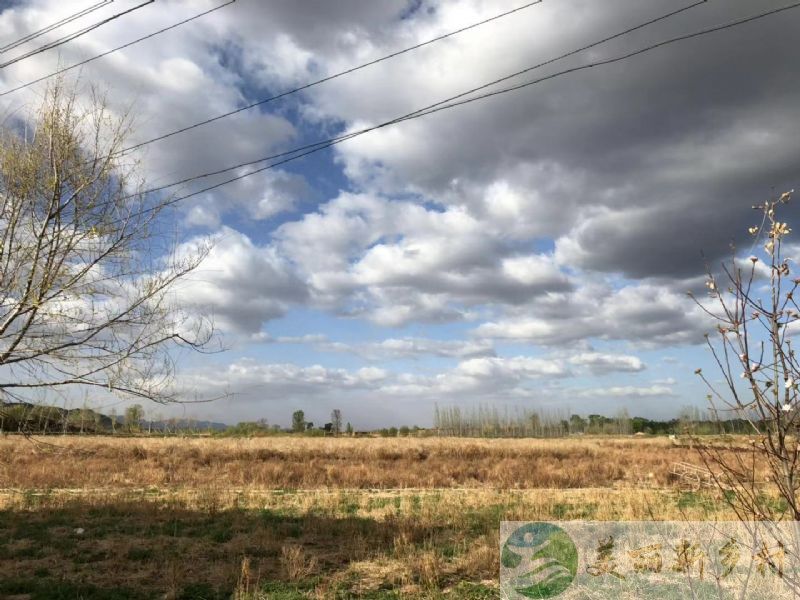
[180,353,565,406]
[475,282,712,347]
[569,352,645,374]
[457,356,566,379]
[368,337,495,360]
[175,228,307,335]
[379,355,569,399]
[320,337,496,360]
[181,358,388,401]
[250,333,496,360]
[316,0,799,279]
[0,0,308,226]
[276,192,573,325]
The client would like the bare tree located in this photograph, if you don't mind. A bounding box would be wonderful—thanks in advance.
[692,189,800,587]
[0,82,213,412]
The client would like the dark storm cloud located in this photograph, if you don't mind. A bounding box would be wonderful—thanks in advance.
[316,0,800,281]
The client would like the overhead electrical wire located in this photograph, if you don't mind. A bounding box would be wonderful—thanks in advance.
[0,0,154,70]
[0,0,113,54]
[139,0,800,208]
[0,0,236,98]
[114,0,545,156]
[134,0,710,198]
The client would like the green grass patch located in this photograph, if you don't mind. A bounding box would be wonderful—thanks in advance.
[0,578,148,600]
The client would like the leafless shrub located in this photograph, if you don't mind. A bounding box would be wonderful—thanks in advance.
[281,544,318,581]
[691,189,800,588]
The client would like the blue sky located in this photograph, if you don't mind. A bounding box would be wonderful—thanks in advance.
[1,0,798,427]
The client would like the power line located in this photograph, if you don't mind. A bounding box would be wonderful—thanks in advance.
[0,0,236,98]
[412,1,800,122]
[137,0,708,198]
[0,0,155,71]
[115,0,544,156]
[0,1,113,54]
[149,0,800,208]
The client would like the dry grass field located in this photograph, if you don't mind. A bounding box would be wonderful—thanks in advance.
[0,435,705,489]
[0,435,747,599]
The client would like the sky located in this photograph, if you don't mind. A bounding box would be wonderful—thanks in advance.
[0,0,798,428]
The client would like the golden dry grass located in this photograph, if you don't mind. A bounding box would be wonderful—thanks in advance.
[0,434,704,489]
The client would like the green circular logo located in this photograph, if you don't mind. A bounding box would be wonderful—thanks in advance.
[501,523,578,599]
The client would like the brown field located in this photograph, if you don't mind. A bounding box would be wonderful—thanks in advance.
[0,435,704,489]
[0,435,747,599]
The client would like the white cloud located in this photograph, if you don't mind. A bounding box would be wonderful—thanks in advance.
[455,356,566,379]
[575,385,675,398]
[179,354,567,412]
[188,358,388,397]
[366,337,495,360]
[276,192,572,325]
[320,337,496,360]
[569,352,645,374]
[0,0,305,227]
[380,355,568,398]
[175,228,307,335]
[357,366,389,382]
[475,282,711,347]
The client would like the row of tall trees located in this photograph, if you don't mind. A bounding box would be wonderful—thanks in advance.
[432,404,753,438]
[433,404,573,438]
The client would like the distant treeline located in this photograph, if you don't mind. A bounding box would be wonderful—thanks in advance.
[0,401,756,437]
[432,404,754,437]
[0,402,114,434]
[0,402,226,435]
